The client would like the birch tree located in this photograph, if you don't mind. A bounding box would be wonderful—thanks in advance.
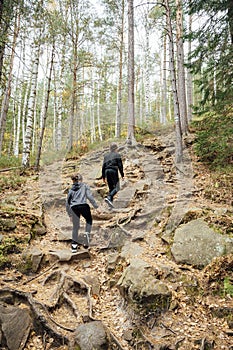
[22,31,42,167]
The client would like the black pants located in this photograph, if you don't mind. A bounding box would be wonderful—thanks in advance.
[105,168,119,201]
[71,204,92,243]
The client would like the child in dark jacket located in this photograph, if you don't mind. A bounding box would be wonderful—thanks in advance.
[102,142,124,208]
[66,173,99,252]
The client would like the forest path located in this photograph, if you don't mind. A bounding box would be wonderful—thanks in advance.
[1,129,232,349]
[31,129,199,349]
[38,130,193,252]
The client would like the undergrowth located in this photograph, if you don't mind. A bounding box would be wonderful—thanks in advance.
[0,173,26,191]
[192,113,233,168]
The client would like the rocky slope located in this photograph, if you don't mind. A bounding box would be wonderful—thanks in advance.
[0,129,232,350]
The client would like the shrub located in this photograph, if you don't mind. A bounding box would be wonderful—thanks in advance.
[193,113,233,168]
[0,155,21,169]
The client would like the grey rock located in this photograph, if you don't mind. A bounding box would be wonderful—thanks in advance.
[48,249,90,262]
[74,321,109,350]
[0,304,32,350]
[22,247,43,272]
[117,258,171,311]
[171,218,233,267]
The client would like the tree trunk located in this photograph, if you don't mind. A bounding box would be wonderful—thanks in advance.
[69,49,77,151]
[0,0,16,83]
[97,80,103,141]
[22,33,41,167]
[127,0,136,144]
[56,0,68,150]
[227,0,233,44]
[0,9,19,155]
[164,0,183,163]
[35,43,55,170]
[115,0,125,138]
[160,32,167,124]
[144,6,150,121]
[176,0,188,135]
[186,12,193,122]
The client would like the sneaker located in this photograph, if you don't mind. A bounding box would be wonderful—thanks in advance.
[71,243,78,253]
[105,197,114,208]
[83,232,90,249]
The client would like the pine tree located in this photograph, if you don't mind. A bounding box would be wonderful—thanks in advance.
[186,0,233,112]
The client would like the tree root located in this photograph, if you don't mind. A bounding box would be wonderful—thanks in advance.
[42,267,94,321]
[0,288,70,345]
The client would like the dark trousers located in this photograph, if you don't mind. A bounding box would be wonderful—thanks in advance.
[105,169,119,202]
[71,204,92,243]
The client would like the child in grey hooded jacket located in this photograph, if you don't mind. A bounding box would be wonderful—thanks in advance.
[66,173,98,252]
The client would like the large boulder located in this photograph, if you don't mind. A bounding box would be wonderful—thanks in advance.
[171,218,233,267]
[117,258,171,312]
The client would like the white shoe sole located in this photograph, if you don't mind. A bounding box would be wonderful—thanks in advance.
[105,198,114,208]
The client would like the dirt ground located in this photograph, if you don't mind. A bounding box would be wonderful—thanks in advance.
[0,129,233,349]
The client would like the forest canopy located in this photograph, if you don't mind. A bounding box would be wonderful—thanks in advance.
[0,0,232,168]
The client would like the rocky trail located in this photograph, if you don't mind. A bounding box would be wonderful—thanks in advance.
[0,129,232,350]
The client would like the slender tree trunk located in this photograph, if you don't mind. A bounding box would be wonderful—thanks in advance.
[22,31,41,167]
[97,81,103,141]
[53,78,57,149]
[14,34,26,157]
[227,0,233,44]
[0,0,16,83]
[140,71,143,124]
[127,0,136,144]
[144,7,150,120]
[89,79,95,144]
[160,32,167,124]
[57,40,66,150]
[14,89,22,156]
[176,0,188,135]
[35,43,55,170]
[186,12,193,122]
[57,0,68,150]
[164,0,183,163]
[115,0,125,138]
[22,81,30,146]
[0,10,19,155]
[69,47,77,151]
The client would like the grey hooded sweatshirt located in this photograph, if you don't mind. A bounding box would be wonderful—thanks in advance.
[66,182,98,217]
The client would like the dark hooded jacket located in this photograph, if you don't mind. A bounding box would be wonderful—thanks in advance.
[102,151,124,180]
[66,182,98,217]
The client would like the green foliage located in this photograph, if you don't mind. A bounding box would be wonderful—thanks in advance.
[184,0,233,113]
[0,236,20,269]
[0,237,20,254]
[0,254,9,269]
[223,277,233,297]
[0,155,21,169]
[192,113,233,168]
[0,173,26,191]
